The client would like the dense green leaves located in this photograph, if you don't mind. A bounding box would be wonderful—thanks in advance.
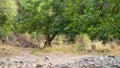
[0,0,119,44]
[0,0,18,39]
[65,0,120,43]
[18,0,69,35]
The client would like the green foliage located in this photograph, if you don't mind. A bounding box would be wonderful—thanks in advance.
[65,0,120,43]
[17,0,71,38]
[2,0,119,44]
[0,0,18,39]
[75,43,86,51]
[0,29,7,39]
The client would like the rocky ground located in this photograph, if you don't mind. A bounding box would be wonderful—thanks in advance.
[0,54,120,68]
[0,45,120,68]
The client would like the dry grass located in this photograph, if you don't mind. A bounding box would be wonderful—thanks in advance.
[0,34,120,56]
[0,44,14,50]
[89,41,120,56]
[0,44,42,56]
[40,45,77,53]
[0,44,22,57]
[37,35,120,56]
[0,42,120,57]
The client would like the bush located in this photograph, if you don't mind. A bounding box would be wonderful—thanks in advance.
[0,29,7,40]
[76,43,85,51]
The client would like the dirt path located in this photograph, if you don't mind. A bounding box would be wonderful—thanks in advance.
[0,46,120,68]
[0,53,120,68]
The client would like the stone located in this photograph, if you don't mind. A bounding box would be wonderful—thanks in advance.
[0,55,120,68]
[108,55,116,58]
[61,64,71,68]
[44,56,51,60]
[36,64,43,68]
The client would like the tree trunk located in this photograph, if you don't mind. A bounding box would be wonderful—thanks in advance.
[44,33,57,48]
[44,39,52,48]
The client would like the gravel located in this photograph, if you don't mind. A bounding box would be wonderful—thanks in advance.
[0,55,120,68]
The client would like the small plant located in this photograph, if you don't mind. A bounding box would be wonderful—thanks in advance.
[110,45,115,50]
[76,43,85,51]
[91,44,96,51]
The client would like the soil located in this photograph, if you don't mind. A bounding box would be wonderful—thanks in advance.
[0,45,120,68]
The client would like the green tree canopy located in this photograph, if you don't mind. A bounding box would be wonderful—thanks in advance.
[0,0,18,39]
[17,0,72,47]
[65,0,120,43]
[16,0,120,47]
